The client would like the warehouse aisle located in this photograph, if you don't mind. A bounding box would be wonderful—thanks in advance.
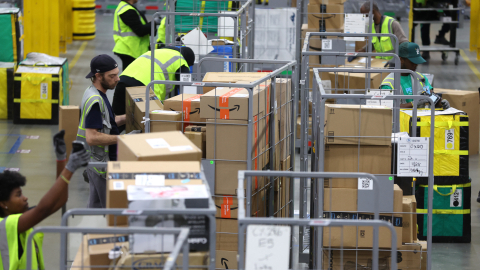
[0,11,480,269]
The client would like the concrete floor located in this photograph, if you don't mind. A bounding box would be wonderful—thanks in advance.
[1,12,480,270]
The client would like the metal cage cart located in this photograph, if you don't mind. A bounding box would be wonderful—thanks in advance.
[237,170,399,270]
[60,163,218,270]
[27,226,191,270]
[310,66,437,270]
[409,0,464,65]
[151,0,255,73]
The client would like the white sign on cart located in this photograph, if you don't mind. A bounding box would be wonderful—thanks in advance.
[397,137,430,177]
[246,225,291,270]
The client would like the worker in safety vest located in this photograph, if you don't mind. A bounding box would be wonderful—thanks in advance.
[111,46,194,131]
[380,42,450,109]
[0,131,89,270]
[113,0,160,70]
[77,55,139,208]
[349,1,408,65]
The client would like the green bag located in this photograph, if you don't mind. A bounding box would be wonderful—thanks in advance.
[0,8,23,63]
[175,0,230,33]
[416,178,471,243]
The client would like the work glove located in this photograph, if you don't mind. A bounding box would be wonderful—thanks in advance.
[65,143,90,173]
[384,59,396,68]
[440,99,450,109]
[53,130,67,161]
[347,56,357,62]
[127,130,142,135]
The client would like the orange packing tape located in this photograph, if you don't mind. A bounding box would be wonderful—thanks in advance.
[219,88,244,119]
[221,196,233,218]
[182,94,202,122]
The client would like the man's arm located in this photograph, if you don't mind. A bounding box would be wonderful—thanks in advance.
[115,115,126,126]
[119,10,156,37]
[86,129,118,146]
[391,20,409,44]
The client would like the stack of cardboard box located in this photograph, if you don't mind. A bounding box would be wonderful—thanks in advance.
[330,57,391,90]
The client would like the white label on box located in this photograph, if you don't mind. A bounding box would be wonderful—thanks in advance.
[180,74,192,82]
[322,39,333,50]
[397,137,430,177]
[358,178,373,190]
[344,14,366,41]
[366,90,393,108]
[40,83,48,99]
[146,138,170,149]
[113,181,125,190]
[231,94,249,98]
[445,128,455,150]
[450,188,462,207]
[135,174,166,186]
[245,225,291,270]
[169,145,193,152]
[152,110,178,114]
[183,86,197,94]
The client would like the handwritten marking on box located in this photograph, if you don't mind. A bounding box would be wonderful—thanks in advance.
[397,137,429,177]
[246,225,291,270]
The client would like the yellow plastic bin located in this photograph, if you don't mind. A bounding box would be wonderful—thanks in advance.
[72,0,96,40]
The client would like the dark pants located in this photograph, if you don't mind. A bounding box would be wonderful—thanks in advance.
[420,24,450,46]
[87,169,107,208]
[115,53,136,70]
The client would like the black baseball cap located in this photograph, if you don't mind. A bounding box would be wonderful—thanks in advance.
[85,54,119,79]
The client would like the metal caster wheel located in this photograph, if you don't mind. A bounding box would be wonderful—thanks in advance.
[442,52,448,61]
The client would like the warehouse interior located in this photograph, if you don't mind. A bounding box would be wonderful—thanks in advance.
[1,0,480,269]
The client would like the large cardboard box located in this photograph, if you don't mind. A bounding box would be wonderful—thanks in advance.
[324,144,392,188]
[216,250,238,269]
[276,78,293,161]
[202,72,268,93]
[310,0,347,4]
[325,104,392,145]
[163,94,204,124]
[59,105,80,160]
[185,125,206,158]
[330,57,390,89]
[404,195,417,243]
[87,234,129,270]
[200,87,265,120]
[214,191,265,219]
[125,86,160,115]
[308,4,344,31]
[117,131,202,162]
[116,250,209,270]
[323,188,357,211]
[415,240,427,270]
[402,197,415,243]
[322,243,423,270]
[106,161,203,226]
[436,88,480,154]
[216,218,239,251]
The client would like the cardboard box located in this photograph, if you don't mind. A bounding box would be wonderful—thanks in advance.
[276,78,293,161]
[126,87,169,133]
[216,218,239,251]
[325,104,392,145]
[405,195,417,243]
[201,72,268,93]
[322,243,422,270]
[310,0,347,4]
[296,116,312,139]
[308,4,344,31]
[106,161,203,226]
[415,240,428,270]
[185,131,204,158]
[281,156,292,217]
[87,234,129,270]
[116,250,208,270]
[117,131,202,162]
[323,188,357,211]
[71,235,91,270]
[59,105,80,160]
[402,197,415,243]
[200,87,265,120]
[216,250,238,269]
[185,126,206,158]
[324,144,392,188]
[163,94,204,124]
[394,184,403,212]
[125,86,161,115]
[436,88,480,154]
[214,195,240,219]
[330,57,390,89]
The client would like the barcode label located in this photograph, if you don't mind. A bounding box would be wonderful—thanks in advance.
[180,74,192,82]
[113,181,125,190]
[358,178,373,190]
[40,83,48,99]
[322,39,333,50]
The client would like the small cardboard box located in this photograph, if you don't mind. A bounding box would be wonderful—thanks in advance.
[185,131,204,158]
[117,131,202,162]
[125,86,160,116]
[200,87,265,120]
[404,195,417,242]
[201,72,268,93]
[402,197,415,243]
[330,57,390,89]
[307,4,344,31]
[415,240,428,270]
[436,88,480,154]
[87,234,129,270]
[322,243,422,270]
[324,144,392,188]
[163,94,204,124]
[216,250,238,269]
[325,104,392,145]
[106,161,203,226]
[59,105,80,160]
[116,248,208,270]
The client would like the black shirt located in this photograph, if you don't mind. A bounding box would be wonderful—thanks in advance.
[119,0,157,37]
[84,90,120,161]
